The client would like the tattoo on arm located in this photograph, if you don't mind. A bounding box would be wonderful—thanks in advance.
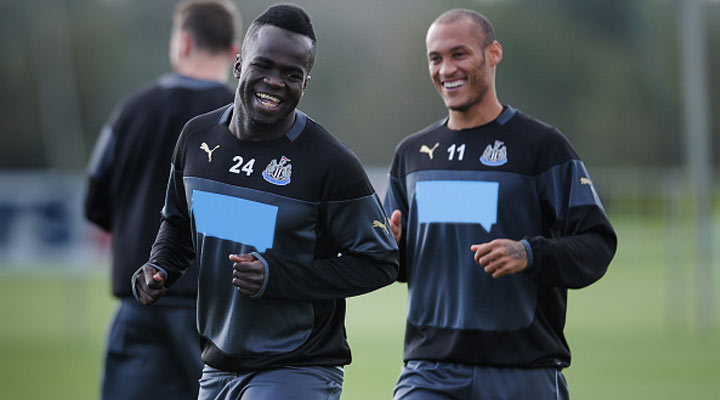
[508,242,526,260]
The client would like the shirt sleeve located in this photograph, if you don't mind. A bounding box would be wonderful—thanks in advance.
[257,154,399,300]
[143,135,195,287]
[84,123,117,230]
[523,144,617,288]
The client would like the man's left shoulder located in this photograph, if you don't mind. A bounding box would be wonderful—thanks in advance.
[299,117,373,199]
[505,110,563,139]
[302,118,360,163]
[505,110,576,152]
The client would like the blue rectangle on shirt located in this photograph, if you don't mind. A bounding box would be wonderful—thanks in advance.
[415,180,498,232]
[191,190,277,251]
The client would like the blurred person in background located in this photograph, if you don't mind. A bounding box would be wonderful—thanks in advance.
[84,1,240,398]
[132,4,398,399]
[384,8,617,400]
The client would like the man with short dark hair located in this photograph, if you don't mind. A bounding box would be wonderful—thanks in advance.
[384,8,617,399]
[133,4,399,399]
[84,1,240,399]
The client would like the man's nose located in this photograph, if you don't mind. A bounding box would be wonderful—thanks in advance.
[438,60,457,77]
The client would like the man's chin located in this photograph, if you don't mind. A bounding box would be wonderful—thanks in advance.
[249,116,275,129]
[447,103,473,112]
[249,111,291,129]
[446,96,485,113]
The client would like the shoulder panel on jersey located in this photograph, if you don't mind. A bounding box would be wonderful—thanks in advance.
[536,159,605,221]
[324,193,397,254]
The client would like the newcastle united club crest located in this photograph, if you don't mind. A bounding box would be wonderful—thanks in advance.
[262,156,292,186]
[480,140,508,166]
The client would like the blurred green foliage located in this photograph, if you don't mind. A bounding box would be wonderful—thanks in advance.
[1,0,718,170]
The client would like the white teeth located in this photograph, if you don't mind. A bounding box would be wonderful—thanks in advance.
[443,80,464,89]
[256,92,280,103]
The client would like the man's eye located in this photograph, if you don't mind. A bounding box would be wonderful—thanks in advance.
[287,73,303,81]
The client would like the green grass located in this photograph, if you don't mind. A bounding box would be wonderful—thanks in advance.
[1,217,719,399]
[0,270,114,399]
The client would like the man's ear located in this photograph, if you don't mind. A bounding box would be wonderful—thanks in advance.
[486,40,503,67]
[302,75,311,94]
[233,54,242,79]
[180,31,193,57]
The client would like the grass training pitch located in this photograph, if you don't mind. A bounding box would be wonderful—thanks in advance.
[1,217,719,399]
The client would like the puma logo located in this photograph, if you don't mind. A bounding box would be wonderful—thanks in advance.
[419,143,440,159]
[580,177,592,186]
[372,219,389,235]
[200,142,220,162]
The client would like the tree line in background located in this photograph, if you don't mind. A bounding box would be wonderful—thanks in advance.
[0,0,718,170]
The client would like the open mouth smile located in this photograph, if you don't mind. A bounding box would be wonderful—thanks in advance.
[442,79,466,89]
[255,92,282,109]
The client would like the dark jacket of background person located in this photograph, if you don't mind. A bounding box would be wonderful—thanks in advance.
[85,76,233,297]
[82,2,241,399]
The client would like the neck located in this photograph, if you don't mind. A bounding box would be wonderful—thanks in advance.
[228,101,296,142]
[174,55,231,83]
[447,94,503,130]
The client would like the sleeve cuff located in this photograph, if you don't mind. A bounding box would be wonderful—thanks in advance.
[130,267,143,302]
[520,239,534,271]
[130,263,168,303]
[146,263,168,280]
[249,252,270,298]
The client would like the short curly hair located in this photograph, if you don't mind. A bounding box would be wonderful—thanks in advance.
[241,3,317,68]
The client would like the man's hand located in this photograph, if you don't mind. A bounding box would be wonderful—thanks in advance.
[134,264,168,305]
[470,239,528,278]
[389,210,402,243]
[230,253,265,296]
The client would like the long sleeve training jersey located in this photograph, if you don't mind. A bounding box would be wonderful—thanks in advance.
[384,106,616,368]
[144,105,399,371]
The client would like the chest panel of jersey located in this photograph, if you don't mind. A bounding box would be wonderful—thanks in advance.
[399,121,543,332]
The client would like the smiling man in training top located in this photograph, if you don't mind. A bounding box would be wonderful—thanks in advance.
[132,4,399,399]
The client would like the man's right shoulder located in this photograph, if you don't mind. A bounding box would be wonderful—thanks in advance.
[395,118,446,154]
[182,104,232,136]
[171,104,232,157]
